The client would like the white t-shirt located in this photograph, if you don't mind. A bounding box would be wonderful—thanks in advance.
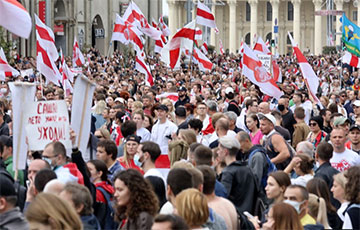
[291,174,313,187]
[144,168,166,188]
[159,201,174,214]
[330,148,360,171]
[136,127,151,142]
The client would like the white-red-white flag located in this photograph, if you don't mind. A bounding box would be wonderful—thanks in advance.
[253,36,271,55]
[160,20,196,69]
[195,27,202,40]
[0,0,32,38]
[159,15,171,36]
[59,48,73,96]
[36,41,61,86]
[201,42,208,55]
[136,53,154,86]
[219,39,224,55]
[242,43,283,99]
[156,92,179,103]
[73,36,85,67]
[288,32,320,103]
[196,1,219,33]
[342,51,360,68]
[35,14,58,61]
[0,47,20,80]
[151,18,166,54]
[193,46,213,72]
[112,14,130,45]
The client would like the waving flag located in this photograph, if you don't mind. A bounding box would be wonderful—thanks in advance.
[342,13,360,57]
[36,41,61,86]
[136,53,154,86]
[195,27,203,40]
[59,48,73,96]
[342,50,360,67]
[219,39,224,55]
[160,20,196,69]
[288,32,320,103]
[0,48,20,80]
[156,92,179,103]
[151,18,167,54]
[201,42,208,55]
[73,36,85,67]
[193,47,213,72]
[35,14,58,61]
[0,0,32,38]
[159,15,171,36]
[242,43,283,99]
[196,1,219,33]
[253,36,271,55]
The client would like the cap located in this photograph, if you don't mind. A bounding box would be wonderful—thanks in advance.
[114,97,125,104]
[155,104,169,112]
[225,87,234,94]
[219,135,240,150]
[175,106,186,117]
[177,86,187,92]
[0,174,16,197]
[0,135,12,147]
[349,124,360,131]
[353,100,360,107]
[258,113,276,126]
[333,116,350,126]
[126,134,141,144]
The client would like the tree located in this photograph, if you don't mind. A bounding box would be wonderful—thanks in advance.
[0,28,14,61]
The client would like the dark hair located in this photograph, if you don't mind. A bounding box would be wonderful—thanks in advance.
[245,99,254,109]
[97,140,118,160]
[297,154,315,174]
[287,184,309,201]
[189,143,202,154]
[121,121,137,138]
[316,142,333,161]
[114,169,159,219]
[269,171,291,190]
[88,159,109,182]
[141,141,161,163]
[248,113,260,128]
[144,114,154,132]
[309,116,323,130]
[146,176,167,209]
[115,111,127,123]
[34,169,57,192]
[328,103,338,114]
[63,182,93,216]
[319,109,329,117]
[188,119,203,133]
[345,166,360,203]
[194,83,202,91]
[184,103,195,115]
[294,107,305,120]
[194,146,213,166]
[154,214,190,230]
[197,165,216,195]
[167,168,193,196]
[306,178,336,212]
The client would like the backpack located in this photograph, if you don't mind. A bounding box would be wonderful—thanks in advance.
[248,146,277,189]
[94,187,118,230]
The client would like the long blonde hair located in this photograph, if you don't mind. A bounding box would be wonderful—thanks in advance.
[26,193,82,230]
[308,193,331,229]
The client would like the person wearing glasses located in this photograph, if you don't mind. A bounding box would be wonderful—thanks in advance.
[306,116,327,149]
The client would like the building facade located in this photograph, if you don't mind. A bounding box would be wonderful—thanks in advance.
[167,0,360,55]
[13,0,162,57]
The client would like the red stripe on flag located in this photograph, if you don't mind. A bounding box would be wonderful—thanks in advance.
[293,47,307,63]
[36,25,55,42]
[197,8,215,20]
[173,28,195,40]
[170,48,180,69]
[4,0,27,11]
[350,55,359,67]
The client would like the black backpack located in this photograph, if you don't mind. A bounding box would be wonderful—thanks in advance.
[94,187,118,230]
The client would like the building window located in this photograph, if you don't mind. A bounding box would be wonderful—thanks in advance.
[245,33,251,45]
[287,32,293,44]
[267,2,272,21]
[246,2,251,21]
[353,11,358,21]
[288,2,294,21]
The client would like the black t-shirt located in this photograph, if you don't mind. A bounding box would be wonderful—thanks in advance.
[281,110,296,137]
[228,100,241,116]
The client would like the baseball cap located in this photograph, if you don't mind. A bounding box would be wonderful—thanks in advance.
[333,116,350,126]
[219,135,240,150]
[126,134,141,144]
[353,100,360,107]
[114,97,125,104]
[155,104,169,112]
[175,106,186,117]
[177,86,187,92]
[0,174,16,197]
[225,87,234,94]
[258,113,276,126]
[349,124,360,131]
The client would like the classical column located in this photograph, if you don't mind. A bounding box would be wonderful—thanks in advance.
[334,0,343,46]
[358,2,360,26]
[228,0,237,53]
[210,0,217,46]
[313,0,323,55]
[167,0,177,38]
[249,0,258,46]
[292,0,301,47]
[177,2,183,28]
[270,0,279,54]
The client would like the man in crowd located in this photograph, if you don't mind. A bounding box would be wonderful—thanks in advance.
[96,139,123,180]
[0,136,24,185]
[175,86,190,108]
[132,110,151,142]
[278,96,297,136]
[196,102,214,137]
[292,107,310,148]
[346,124,360,154]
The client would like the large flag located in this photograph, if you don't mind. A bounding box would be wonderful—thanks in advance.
[242,43,283,99]
[219,39,224,55]
[193,46,213,72]
[196,1,218,33]
[73,36,85,67]
[151,19,167,54]
[0,47,20,80]
[195,27,203,40]
[288,32,320,103]
[342,50,360,67]
[35,14,58,61]
[159,15,171,36]
[160,20,196,69]
[201,42,208,55]
[342,13,360,57]
[0,0,32,38]
[59,48,73,96]
[36,40,61,86]
[136,53,154,86]
[253,36,271,55]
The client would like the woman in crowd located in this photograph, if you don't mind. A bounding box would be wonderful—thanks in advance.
[87,159,114,203]
[93,100,107,130]
[284,154,314,187]
[308,193,331,229]
[113,169,159,230]
[26,193,82,230]
[331,172,349,221]
[265,171,291,205]
[131,101,143,114]
[307,178,342,229]
[175,188,209,230]
[94,127,111,140]
[118,135,143,173]
[162,98,175,122]
[306,116,327,148]
[343,166,360,229]
[246,113,263,145]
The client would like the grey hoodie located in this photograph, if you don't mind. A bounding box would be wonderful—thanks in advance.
[0,207,29,230]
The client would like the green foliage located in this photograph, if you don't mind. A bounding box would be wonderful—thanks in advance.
[0,28,14,61]
[322,46,336,54]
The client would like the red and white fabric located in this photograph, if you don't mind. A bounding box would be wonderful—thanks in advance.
[0,48,19,81]
[151,18,166,54]
[123,1,161,40]
[195,27,202,40]
[36,40,61,86]
[201,42,208,55]
[73,36,85,67]
[0,0,32,38]
[242,43,283,99]
[156,92,179,103]
[253,36,271,55]
[59,48,73,96]
[136,54,154,86]
[239,41,244,55]
[219,39,224,55]
[35,14,58,61]
[196,114,214,136]
[159,15,171,36]
[288,32,320,103]
[342,51,360,68]
[160,20,196,69]
[193,46,213,72]
[196,1,219,33]
[56,163,84,185]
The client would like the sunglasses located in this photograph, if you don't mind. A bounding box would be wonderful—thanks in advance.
[309,123,318,127]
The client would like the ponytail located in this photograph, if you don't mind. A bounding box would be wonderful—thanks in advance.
[308,193,331,229]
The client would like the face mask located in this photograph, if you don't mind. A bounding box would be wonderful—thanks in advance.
[278,104,285,111]
[133,154,142,167]
[284,199,304,214]
[27,159,32,166]
[42,157,54,169]
[0,88,7,94]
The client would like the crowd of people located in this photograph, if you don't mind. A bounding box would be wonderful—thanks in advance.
[0,46,360,230]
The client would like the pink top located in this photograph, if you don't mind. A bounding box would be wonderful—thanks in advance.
[250,129,264,145]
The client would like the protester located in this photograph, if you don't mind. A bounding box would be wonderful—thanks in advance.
[331,172,349,221]
[343,166,360,229]
[292,107,310,148]
[152,214,189,230]
[284,154,314,187]
[96,139,124,181]
[118,135,143,172]
[245,113,263,145]
[132,110,151,142]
